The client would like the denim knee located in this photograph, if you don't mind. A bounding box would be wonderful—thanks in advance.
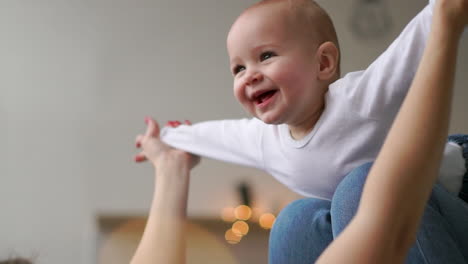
[269,198,333,264]
[447,134,468,203]
[331,162,373,237]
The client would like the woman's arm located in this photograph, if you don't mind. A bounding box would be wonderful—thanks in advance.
[317,0,467,263]
[131,118,199,264]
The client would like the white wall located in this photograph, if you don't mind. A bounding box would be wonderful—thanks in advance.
[1,1,98,263]
[1,0,466,263]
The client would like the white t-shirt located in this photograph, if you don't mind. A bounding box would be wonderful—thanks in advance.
[161,1,466,200]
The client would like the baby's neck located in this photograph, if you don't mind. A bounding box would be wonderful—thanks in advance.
[289,125,313,140]
[288,111,322,140]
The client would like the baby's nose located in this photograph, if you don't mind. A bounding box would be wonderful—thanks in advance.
[246,71,263,86]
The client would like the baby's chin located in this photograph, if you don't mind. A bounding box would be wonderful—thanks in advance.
[245,105,286,124]
[256,113,285,125]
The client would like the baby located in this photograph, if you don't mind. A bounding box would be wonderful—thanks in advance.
[144,0,467,201]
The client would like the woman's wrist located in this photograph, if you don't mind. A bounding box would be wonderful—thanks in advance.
[434,0,466,38]
[152,152,191,217]
[155,160,190,197]
[155,151,191,179]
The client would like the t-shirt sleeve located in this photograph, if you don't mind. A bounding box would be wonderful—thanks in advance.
[340,1,435,119]
[160,118,264,170]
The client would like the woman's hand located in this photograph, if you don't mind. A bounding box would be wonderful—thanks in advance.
[131,117,197,264]
[436,0,468,34]
[135,117,199,170]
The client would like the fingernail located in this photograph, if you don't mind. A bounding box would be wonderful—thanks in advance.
[145,116,151,124]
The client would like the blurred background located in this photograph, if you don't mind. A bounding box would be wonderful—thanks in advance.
[1,0,467,263]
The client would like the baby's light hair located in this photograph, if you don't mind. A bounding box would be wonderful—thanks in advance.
[247,0,341,77]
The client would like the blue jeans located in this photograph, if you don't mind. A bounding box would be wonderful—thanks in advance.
[269,162,468,263]
[448,134,468,202]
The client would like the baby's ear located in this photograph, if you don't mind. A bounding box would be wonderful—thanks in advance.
[317,41,340,81]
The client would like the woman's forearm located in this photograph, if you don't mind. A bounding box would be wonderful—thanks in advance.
[359,15,461,250]
[317,10,463,264]
[131,157,191,264]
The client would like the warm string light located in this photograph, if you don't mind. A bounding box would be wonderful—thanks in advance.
[225,229,242,244]
[250,207,263,223]
[232,220,249,236]
[259,213,276,230]
[221,204,276,244]
[234,205,252,221]
[221,207,236,222]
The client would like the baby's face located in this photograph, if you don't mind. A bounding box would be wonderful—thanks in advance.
[227,4,325,125]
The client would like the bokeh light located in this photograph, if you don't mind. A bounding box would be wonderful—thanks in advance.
[234,205,252,221]
[250,207,263,223]
[231,220,249,236]
[259,213,276,229]
[225,228,242,244]
[221,207,236,222]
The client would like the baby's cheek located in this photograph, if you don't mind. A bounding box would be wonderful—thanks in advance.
[233,84,248,106]
[233,85,242,102]
[276,62,301,82]
[233,88,255,114]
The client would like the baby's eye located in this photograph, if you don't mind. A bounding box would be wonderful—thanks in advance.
[232,65,246,75]
[260,51,276,61]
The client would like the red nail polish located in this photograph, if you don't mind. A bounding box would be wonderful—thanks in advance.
[145,116,151,124]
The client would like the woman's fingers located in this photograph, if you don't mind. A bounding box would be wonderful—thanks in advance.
[145,117,160,138]
[134,118,197,167]
[165,120,192,127]
[135,134,143,148]
[134,153,147,162]
[166,120,181,127]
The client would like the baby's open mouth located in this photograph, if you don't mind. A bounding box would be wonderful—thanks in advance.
[255,90,277,104]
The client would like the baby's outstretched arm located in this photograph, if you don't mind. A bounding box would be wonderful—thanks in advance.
[317,0,467,263]
[344,0,436,120]
[160,118,265,169]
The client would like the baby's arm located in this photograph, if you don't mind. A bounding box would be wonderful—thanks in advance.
[160,118,264,170]
[343,0,436,119]
[317,0,467,263]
